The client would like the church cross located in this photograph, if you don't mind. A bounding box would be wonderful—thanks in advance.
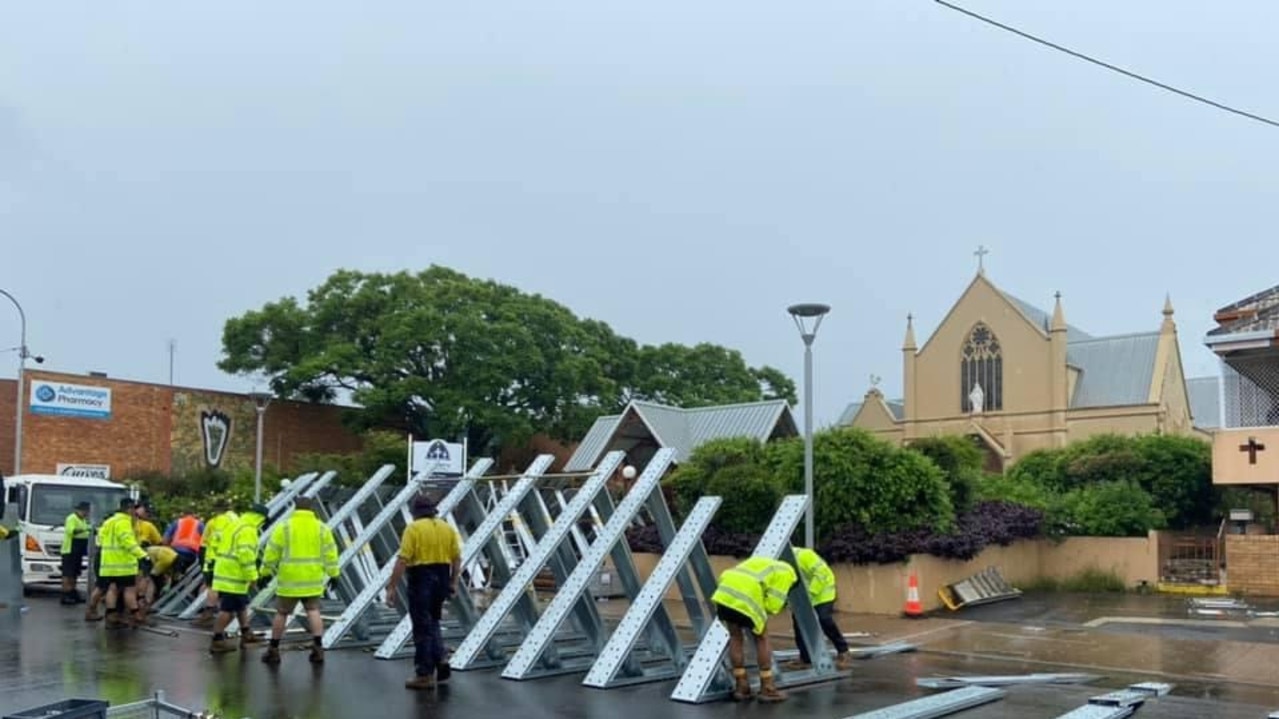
[1239,437,1266,465]
[974,245,990,273]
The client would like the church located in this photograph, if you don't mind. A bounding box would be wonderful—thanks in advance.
[841,266,1217,472]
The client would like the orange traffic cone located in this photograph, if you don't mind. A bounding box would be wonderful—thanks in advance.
[903,572,924,619]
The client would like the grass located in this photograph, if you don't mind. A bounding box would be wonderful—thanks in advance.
[1021,567,1127,593]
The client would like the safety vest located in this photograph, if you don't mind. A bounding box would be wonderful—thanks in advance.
[794,547,838,606]
[201,511,239,571]
[212,513,265,595]
[711,557,798,635]
[98,512,147,578]
[62,513,91,555]
[262,509,339,598]
[171,515,202,552]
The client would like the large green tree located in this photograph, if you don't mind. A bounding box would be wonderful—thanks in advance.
[219,266,796,453]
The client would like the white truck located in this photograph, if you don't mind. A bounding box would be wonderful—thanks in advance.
[2,473,133,590]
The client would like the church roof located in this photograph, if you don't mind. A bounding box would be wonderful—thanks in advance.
[1186,376,1221,429]
[1066,332,1161,408]
[1002,292,1093,343]
[838,398,904,425]
[564,399,797,471]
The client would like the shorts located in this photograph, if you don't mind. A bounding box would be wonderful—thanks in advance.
[278,596,322,612]
[61,553,85,579]
[715,604,757,633]
[203,571,214,586]
[96,574,137,591]
[219,592,249,613]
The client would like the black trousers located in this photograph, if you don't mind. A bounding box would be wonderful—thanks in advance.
[793,601,849,663]
[407,564,451,678]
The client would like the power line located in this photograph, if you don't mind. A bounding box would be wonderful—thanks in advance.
[934,0,1279,130]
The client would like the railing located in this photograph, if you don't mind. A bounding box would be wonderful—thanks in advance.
[1157,525,1224,585]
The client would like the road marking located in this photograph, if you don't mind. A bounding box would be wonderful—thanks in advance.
[1082,616,1249,629]
[892,621,974,644]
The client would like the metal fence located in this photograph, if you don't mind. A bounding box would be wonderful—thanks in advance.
[1158,525,1225,586]
[1221,355,1279,428]
[105,691,231,719]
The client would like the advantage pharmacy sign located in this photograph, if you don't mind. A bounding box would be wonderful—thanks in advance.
[30,381,112,420]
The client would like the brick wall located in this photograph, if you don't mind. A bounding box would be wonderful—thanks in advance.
[1226,534,1279,597]
[4,370,363,479]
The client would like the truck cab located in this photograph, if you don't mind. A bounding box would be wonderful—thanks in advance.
[3,474,132,589]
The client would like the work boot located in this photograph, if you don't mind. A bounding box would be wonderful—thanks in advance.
[782,659,811,671]
[130,610,154,628]
[104,613,127,630]
[435,662,451,684]
[60,593,78,606]
[261,646,281,665]
[192,611,216,629]
[210,637,238,654]
[84,609,103,622]
[731,668,752,702]
[835,652,854,670]
[239,632,263,647]
[309,646,325,664]
[757,671,787,704]
[404,675,434,691]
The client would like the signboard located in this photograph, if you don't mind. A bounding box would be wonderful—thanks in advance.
[411,439,465,478]
[1211,428,1279,485]
[29,381,112,420]
[56,463,111,479]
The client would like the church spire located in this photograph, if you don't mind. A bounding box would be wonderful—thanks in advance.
[903,313,917,350]
[1162,293,1176,332]
[1050,291,1066,333]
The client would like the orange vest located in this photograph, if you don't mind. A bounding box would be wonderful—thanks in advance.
[172,516,203,552]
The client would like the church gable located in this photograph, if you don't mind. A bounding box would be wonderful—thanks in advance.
[913,274,1056,418]
[849,392,902,430]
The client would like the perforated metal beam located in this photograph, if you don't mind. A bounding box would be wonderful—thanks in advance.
[670,494,838,704]
[582,495,721,688]
[844,685,1007,718]
[447,451,625,671]
[501,449,677,680]
[358,456,546,655]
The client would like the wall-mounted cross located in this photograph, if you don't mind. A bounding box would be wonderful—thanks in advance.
[1239,436,1266,465]
[974,245,990,273]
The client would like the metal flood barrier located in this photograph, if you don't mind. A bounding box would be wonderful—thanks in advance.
[936,566,1022,611]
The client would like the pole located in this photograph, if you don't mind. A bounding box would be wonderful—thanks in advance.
[803,336,815,548]
[254,405,266,503]
[1,289,27,476]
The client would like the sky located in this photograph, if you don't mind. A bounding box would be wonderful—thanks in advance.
[2,1,1278,430]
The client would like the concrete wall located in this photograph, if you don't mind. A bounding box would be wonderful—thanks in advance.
[1226,535,1279,596]
[632,532,1162,615]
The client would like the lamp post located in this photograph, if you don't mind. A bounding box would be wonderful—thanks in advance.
[788,302,831,549]
[248,391,273,503]
[1,289,44,476]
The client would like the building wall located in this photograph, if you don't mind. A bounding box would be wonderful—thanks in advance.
[0,380,15,475]
[5,370,362,479]
[1225,535,1279,596]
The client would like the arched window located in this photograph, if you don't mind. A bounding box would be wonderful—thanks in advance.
[961,323,1003,412]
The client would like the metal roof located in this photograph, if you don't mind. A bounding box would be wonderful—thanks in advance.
[1208,284,1279,338]
[564,399,796,470]
[838,402,862,425]
[1066,332,1160,408]
[1186,376,1221,429]
[837,397,904,425]
[1002,292,1093,343]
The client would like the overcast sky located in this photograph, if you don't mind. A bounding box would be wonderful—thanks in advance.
[2,1,1277,429]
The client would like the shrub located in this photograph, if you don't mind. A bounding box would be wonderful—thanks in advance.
[1060,480,1165,537]
[293,430,406,487]
[704,463,785,534]
[817,500,1043,565]
[1023,568,1127,593]
[907,436,986,513]
[663,437,774,528]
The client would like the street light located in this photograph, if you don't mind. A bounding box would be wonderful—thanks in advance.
[1,289,44,476]
[788,302,831,549]
[248,390,273,503]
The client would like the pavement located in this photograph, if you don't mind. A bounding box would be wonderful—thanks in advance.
[4,591,1279,719]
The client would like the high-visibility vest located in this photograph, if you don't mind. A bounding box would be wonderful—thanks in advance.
[262,510,339,598]
[794,547,838,606]
[62,513,91,555]
[171,515,202,552]
[711,557,797,635]
[98,512,147,578]
[201,511,239,571]
[212,513,264,595]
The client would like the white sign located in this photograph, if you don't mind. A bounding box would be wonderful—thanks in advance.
[412,439,465,477]
[56,463,111,479]
[30,381,112,420]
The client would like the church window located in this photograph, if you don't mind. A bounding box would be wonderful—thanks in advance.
[961,323,1003,412]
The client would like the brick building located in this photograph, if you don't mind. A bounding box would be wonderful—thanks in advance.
[0,370,363,479]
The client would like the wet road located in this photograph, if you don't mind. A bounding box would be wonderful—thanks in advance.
[3,597,1279,719]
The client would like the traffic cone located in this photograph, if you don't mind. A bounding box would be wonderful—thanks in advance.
[903,572,924,618]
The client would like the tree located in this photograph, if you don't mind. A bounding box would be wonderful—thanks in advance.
[220,266,795,454]
[906,435,985,513]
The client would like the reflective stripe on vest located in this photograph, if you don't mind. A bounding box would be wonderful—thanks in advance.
[795,548,837,605]
[98,514,143,577]
[212,524,258,594]
[270,514,334,595]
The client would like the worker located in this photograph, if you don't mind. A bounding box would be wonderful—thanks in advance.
[260,496,339,665]
[86,501,164,621]
[163,507,204,575]
[134,503,164,548]
[209,503,270,654]
[59,501,93,605]
[142,544,181,606]
[194,500,239,629]
[385,495,462,690]
[710,556,798,703]
[0,524,11,540]
[786,547,852,670]
[97,497,150,629]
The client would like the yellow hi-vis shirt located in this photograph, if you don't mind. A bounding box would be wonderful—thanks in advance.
[793,547,838,606]
[261,509,339,598]
[147,546,179,576]
[99,512,148,578]
[711,557,797,636]
[398,517,461,566]
[201,511,239,571]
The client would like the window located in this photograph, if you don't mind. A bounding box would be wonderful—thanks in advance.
[28,486,127,527]
[961,323,1003,412]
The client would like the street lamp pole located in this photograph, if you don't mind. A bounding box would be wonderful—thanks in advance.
[248,391,273,503]
[0,289,35,476]
[788,302,831,549]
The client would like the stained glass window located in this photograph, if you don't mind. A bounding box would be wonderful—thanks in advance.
[961,322,1003,412]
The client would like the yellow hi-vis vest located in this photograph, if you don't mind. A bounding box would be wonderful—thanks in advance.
[794,547,838,606]
[98,512,147,577]
[212,513,264,595]
[711,557,797,635]
[201,511,239,572]
[261,509,339,598]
